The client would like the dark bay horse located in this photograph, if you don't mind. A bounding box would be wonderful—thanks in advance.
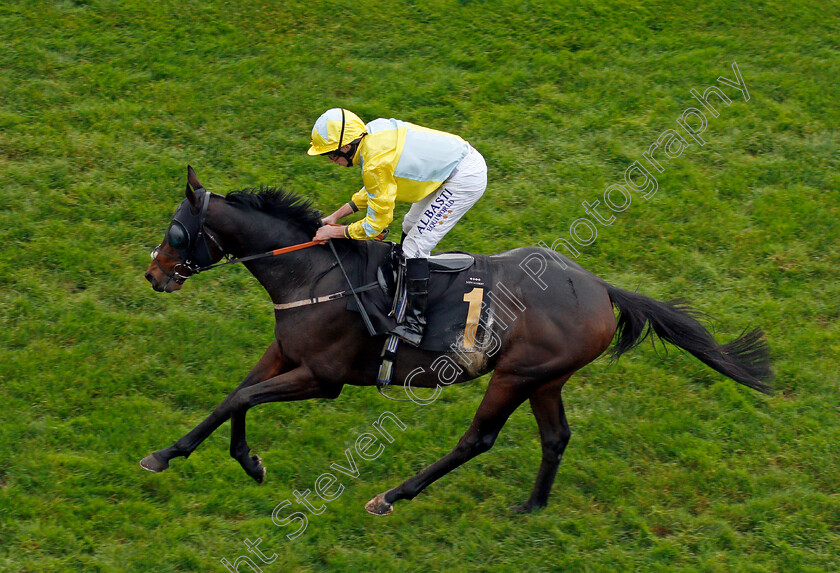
[141,167,772,515]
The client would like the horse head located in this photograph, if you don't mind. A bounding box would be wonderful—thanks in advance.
[145,166,226,292]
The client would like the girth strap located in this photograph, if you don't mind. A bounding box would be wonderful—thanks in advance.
[273,282,379,311]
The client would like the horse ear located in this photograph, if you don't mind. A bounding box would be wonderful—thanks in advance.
[185,165,203,208]
[185,182,198,207]
[187,165,203,191]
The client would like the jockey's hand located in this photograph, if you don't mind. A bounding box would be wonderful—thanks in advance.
[313,224,347,243]
[321,213,338,226]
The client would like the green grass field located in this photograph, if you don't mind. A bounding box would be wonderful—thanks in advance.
[2,0,838,571]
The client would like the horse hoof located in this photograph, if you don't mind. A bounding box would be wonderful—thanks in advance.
[365,494,393,516]
[140,453,169,473]
[510,502,542,514]
[250,455,266,484]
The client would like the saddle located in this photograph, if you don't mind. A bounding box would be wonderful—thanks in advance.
[376,249,474,296]
[348,242,492,353]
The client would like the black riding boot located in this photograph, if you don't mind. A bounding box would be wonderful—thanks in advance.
[392,257,429,346]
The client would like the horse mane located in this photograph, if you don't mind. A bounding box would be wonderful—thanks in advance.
[224,187,322,234]
[223,186,368,257]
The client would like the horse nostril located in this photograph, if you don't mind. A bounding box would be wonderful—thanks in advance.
[145,272,154,284]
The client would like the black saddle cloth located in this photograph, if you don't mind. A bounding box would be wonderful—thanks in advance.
[344,242,492,352]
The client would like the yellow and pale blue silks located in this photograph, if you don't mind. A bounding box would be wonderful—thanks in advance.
[346,118,470,240]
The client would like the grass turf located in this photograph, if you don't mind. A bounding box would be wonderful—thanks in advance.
[1,0,838,571]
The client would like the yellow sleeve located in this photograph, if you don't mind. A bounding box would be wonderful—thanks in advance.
[346,165,396,240]
[350,187,368,210]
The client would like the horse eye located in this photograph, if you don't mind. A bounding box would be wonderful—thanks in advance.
[166,223,188,249]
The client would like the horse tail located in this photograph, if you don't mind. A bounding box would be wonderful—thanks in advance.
[605,284,774,394]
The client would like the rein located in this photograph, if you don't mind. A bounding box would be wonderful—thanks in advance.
[184,224,386,276]
[152,217,389,324]
[150,233,325,284]
[192,238,325,274]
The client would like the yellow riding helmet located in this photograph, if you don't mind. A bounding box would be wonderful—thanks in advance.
[307,108,366,156]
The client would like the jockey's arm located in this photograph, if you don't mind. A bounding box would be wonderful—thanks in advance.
[346,168,397,240]
[321,201,358,225]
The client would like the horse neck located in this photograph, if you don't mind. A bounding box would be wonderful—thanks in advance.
[208,201,339,302]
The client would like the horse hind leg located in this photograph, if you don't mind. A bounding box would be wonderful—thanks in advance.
[365,372,532,516]
[511,375,573,514]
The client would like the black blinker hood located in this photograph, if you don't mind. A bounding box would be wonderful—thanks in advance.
[166,188,216,268]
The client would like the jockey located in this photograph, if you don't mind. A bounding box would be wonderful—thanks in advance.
[310,108,487,346]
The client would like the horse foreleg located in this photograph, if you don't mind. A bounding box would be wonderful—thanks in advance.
[229,408,266,483]
[140,340,287,473]
[366,374,530,516]
[228,365,341,482]
[511,376,572,513]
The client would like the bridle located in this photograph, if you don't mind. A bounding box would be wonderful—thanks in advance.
[150,246,195,287]
[149,229,228,285]
[150,188,331,287]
